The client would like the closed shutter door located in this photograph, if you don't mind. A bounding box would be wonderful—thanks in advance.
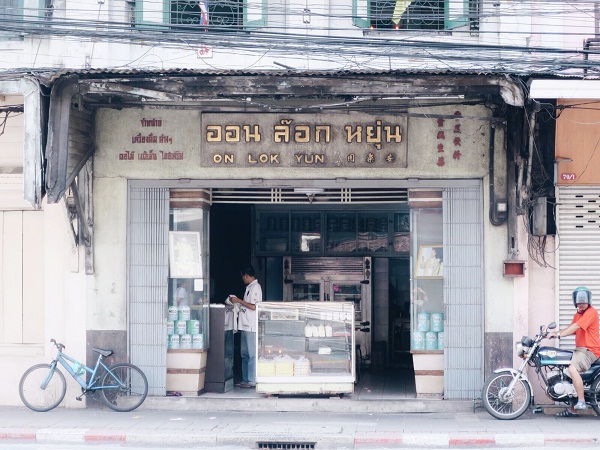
[128,186,169,396]
[557,186,600,349]
[443,186,484,399]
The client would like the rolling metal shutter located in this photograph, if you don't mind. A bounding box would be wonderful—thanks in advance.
[128,186,169,396]
[557,186,600,349]
[443,186,484,399]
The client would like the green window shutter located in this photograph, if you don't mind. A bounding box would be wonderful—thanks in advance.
[134,0,169,28]
[37,0,45,20]
[244,0,266,29]
[445,0,468,29]
[0,0,23,38]
[352,0,370,28]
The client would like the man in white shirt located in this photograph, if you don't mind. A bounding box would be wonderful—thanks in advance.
[229,265,262,388]
[174,280,189,307]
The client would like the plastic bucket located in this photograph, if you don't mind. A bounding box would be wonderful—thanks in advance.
[431,313,444,332]
[187,320,200,335]
[167,320,175,336]
[417,313,430,332]
[411,332,425,350]
[169,334,180,349]
[425,331,438,350]
[180,334,192,349]
[175,320,187,335]
[192,334,204,349]
[168,306,178,321]
[178,306,191,321]
[437,332,445,350]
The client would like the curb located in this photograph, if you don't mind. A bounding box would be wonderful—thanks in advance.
[3,429,600,448]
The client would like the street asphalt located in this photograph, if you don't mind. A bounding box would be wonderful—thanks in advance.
[0,402,599,448]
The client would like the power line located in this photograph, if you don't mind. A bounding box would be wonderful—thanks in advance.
[1,1,600,73]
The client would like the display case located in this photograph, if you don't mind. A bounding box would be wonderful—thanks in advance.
[256,301,355,395]
[291,281,323,301]
[326,212,357,252]
[392,212,410,253]
[255,207,410,256]
[291,211,322,253]
[410,208,444,397]
[257,211,290,253]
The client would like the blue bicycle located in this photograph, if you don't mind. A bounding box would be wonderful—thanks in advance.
[19,339,148,412]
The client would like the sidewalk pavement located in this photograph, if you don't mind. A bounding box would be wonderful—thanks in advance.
[0,403,599,448]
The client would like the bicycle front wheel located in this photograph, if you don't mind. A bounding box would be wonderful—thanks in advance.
[19,364,67,412]
[100,363,148,412]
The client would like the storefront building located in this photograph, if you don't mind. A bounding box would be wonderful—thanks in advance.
[2,69,526,405]
[530,79,600,351]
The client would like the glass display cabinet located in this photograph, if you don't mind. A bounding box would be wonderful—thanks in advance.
[257,211,289,253]
[291,211,322,253]
[410,208,444,397]
[255,302,355,395]
[255,207,410,256]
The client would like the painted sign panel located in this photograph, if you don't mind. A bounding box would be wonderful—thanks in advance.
[199,113,408,168]
[555,100,600,185]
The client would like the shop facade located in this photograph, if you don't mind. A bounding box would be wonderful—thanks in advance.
[529,80,600,351]
[2,70,526,405]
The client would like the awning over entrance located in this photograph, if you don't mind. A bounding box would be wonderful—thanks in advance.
[43,69,525,205]
[529,79,600,99]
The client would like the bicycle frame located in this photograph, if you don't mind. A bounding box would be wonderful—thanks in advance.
[46,348,114,392]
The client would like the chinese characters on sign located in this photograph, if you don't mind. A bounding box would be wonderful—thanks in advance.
[200,113,408,168]
[435,112,463,167]
[118,118,185,162]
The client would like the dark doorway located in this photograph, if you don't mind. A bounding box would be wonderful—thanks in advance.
[209,203,252,385]
[209,203,252,303]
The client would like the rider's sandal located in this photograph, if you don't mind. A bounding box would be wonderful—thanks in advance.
[555,408,579,417]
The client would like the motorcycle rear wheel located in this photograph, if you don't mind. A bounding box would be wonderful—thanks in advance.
[590,376,600,415]
[482,370,531,420]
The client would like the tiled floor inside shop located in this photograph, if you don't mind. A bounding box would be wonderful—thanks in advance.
[204,354,417,400]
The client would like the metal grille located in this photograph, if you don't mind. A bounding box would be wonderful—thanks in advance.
[443,185,484,400]
[170,0,241,30]
[128,186,169,396]
[257,442,316,449]
[557,186,600,349]
[290,257,364,276]
[210,187,408,204]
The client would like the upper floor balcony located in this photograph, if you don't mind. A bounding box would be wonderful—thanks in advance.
[0,0,598,73]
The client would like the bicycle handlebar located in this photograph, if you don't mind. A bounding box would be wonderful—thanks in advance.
[50,338,65,352]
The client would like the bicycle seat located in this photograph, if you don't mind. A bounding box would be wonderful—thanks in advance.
[93,348,114,357]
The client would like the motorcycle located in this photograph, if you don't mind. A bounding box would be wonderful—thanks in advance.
[482,322,600,419]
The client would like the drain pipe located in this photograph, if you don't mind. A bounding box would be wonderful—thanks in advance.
[489,119,506,226]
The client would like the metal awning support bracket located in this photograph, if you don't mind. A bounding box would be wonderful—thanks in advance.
[63,160,94,274]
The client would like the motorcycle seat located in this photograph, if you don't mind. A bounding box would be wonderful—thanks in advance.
[580,359,600,382]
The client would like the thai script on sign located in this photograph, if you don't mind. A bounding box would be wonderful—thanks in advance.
[118,150,184,160]
[118,117,184,162]
[132,133,173,144]
[201,113,408,168]
[345,120,402,150]
[204,119,402,149]
[140,118,162,127]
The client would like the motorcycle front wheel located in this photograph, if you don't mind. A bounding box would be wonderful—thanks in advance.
[482,370,531,420]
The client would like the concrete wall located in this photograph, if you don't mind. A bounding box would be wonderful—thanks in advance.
[1,201,88,407]
[0,1,595,72]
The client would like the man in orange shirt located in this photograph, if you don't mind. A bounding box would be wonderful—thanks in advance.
[552,286,600,416]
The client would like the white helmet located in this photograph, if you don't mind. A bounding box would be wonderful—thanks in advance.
[572,286,592,308]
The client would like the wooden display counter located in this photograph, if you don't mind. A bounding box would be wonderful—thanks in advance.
[411,350,444,398]
[166,349,207,395]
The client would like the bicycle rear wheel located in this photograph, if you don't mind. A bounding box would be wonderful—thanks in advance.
[19,364,67,412]
[100,363,148,412]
